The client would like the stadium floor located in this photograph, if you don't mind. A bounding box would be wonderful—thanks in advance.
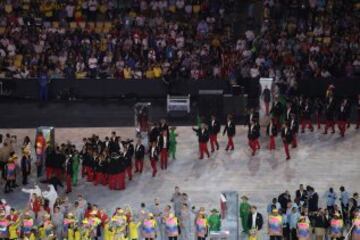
[2,126,359,224]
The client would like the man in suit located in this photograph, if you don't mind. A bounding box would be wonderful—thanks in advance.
[149,122,160,145]
[248,118,260,156]
[134,138,145,173]
[246,108,260,127]
[337,98,350,137]
[285,102,295,122]
[223,114,236,151]
[281,122,293,160]
[262,85,271,115]
[208,114,220,152]
[267,118,278,150]
[158,130,169,169]
[289,113,299,148]
[295,184,308,207]
[271,98,283,129]
[248,205,263,238]
[300,98,314,133]
[323,96,336,134]
[192,124,210,159]
[149,142,158,177]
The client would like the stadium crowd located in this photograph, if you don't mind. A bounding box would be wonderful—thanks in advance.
[0,0,358,92]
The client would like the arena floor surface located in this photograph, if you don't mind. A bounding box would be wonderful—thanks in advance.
[2,126,359,221]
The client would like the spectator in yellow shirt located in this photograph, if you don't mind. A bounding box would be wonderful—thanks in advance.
[153,65,162,79]
[128,216,141,240]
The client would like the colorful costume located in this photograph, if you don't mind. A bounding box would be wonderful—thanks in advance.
[297,222,311,240]
[268,214,283,236]
[72,153,80,185]
[165,214,179,237]
[169,128,178,160]
[195,217,208,238]
[142,217,157,239]
[352,215,360,240]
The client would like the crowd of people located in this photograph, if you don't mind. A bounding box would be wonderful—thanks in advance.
[0,185,224,240]
[0,182,359,240]
[191,85,360,160]
[0,0,358,97]
[0,0,244,83]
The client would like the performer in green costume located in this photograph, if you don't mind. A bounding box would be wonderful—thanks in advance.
[169,126,178,160]
[72,150,80,186]
[239,195,251,233]
[207,209,221,232]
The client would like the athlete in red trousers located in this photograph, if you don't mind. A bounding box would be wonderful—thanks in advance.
[270,98,283,130]
[314,98,324,130]
[223,114,236,151]
[134,139,145,173]
[281,122,293,160]
[248,118,260,156]
[65,155,73,194]
[149,142,159,177]
[337,99,350,137]
[289,113,299,148]
[266,118,278,150]
[301,98,314,133]
[124,141,134,181]
[356,94,360,129]
[323,96,336,134]
[192,124,210,159]
[158,131,169,169]
[208,114,220,152]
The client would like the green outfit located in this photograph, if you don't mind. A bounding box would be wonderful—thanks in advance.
[169,129,178,159]
[72,153,80,185]
[239,201,251,233]
[207,213,221,232]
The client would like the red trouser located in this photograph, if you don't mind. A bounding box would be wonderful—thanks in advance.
[135,159,144,173]
[249,139,260,155]
[283,142,290,159]
[292,134,297,148]
[52,168,62,179]
[160,149,168,169]
[337,120,346,137]
[226,136,234,150]
[264,101,270,115]
[66,175,72,192]
[199,142,209,159]
[316,113,321,129]
[86,168,94,182]
[114,172,125,190]
[108,175,115,190]
[46,167,53,180]
[126,166,133,180]
[301,119,313,132]
[209,134,219,151]
[150,159,157,177]
[324,120,335,133]
[269,136,276,150]
[94,172,107,185]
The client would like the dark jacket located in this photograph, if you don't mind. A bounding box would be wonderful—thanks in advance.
[301,104,313,120]
[149,146,159,160]
[208,119,220,135]
[134,144,145,160]
[149,127,160,143]
[158,135,170,149]
[248,212,264,230]
[262,88,271,103]
[223,121,236,137]
[325,98,336,120]
[289,118,299,134]
[281,127,293,144]
[266,122,278,137]
[192,128,210,143]
[248,123,260,140]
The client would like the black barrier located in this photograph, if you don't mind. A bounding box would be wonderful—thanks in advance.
[0,78,229,99]
[0,76,358,100]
